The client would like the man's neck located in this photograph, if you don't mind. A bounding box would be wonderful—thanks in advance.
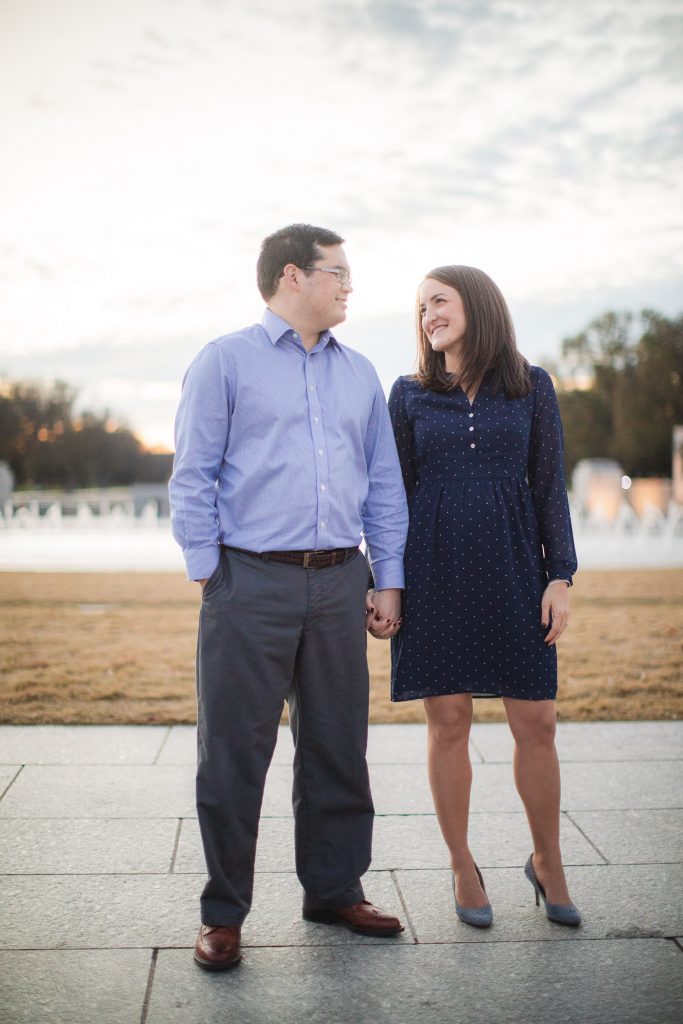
[268,301,322,352]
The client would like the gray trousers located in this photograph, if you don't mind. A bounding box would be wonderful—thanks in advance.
[196,546,374,925]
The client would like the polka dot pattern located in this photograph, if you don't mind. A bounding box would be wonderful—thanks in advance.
[388,367,577,702]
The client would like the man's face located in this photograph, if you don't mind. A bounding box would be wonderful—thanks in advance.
[300,244,353,329]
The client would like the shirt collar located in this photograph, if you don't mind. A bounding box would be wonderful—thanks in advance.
[262,308,339,350]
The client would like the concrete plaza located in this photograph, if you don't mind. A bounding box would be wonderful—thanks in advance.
[0,721,681,1024]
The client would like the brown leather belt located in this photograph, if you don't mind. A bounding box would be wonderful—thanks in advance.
[225,546,359,569]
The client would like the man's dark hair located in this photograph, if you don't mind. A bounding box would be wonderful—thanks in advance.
[256,223,344,300]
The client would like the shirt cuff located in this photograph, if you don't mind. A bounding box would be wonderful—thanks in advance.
[183,545,221,582]
[546,578,571,588]
[371,559,405,591]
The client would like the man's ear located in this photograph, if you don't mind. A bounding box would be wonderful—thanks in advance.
[281,263,302,291]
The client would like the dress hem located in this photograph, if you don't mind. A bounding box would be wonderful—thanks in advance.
[391,690,557,703]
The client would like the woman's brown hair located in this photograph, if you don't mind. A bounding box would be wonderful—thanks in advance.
[415,265,531,398]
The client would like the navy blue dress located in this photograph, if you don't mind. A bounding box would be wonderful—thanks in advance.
[388,367,577,702]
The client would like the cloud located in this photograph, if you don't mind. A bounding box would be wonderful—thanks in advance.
[1,0,681,442]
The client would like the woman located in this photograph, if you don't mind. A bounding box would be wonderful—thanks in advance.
[387,265,581,928]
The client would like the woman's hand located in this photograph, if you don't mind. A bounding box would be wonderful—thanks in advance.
[366,588,403,639]
[541,581,570,645]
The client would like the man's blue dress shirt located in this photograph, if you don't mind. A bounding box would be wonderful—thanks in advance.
[169,309,408,588]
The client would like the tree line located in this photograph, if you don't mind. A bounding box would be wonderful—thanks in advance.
[1,308,681,489]
[0,379,172,489]
[554,309,683,478]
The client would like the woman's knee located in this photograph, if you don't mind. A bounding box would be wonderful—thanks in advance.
[425,696,472,747]
[506,701,557,748]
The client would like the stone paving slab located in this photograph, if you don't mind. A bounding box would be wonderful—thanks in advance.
[174,817,295,873]
[173,812,599,875]
[146,940,683,1024]
[157,723,480,765]
[559,760,683,810]
[371,813,600,871]
[158,724,296,766]
[396,864,683,943]
[0,765,195,819]
[0,763,297,820]
[369,760,683,814]
[0,870,408,950]
[0,818,179,874]
[5,757,677,821]
[0,725,168,765]
[568,808,683,864]
[471,721,683,763]
[0,949,151,1024]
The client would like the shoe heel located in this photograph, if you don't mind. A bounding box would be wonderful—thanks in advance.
[524,853,582,927]
[302,908,336,924]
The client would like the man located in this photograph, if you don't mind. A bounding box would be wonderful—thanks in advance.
[169,223,408,969]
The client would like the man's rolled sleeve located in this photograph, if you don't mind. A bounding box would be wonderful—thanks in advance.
[169,342,231,581]
[362,379,408,591]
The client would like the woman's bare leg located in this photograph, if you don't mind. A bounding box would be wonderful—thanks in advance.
[503,697,572,905]
[423,693,487,908]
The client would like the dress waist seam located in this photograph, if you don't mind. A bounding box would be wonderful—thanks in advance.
[416,474,527,483]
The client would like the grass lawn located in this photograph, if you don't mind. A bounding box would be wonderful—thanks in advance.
[1,569,681,724]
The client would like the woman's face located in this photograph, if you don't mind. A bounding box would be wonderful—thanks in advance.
[418,278,467,359]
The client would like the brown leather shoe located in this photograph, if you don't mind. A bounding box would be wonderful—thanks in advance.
[303,899,404,936]
[194,925,242,970]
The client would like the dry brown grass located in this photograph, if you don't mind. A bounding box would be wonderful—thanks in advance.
[0,570,681,724]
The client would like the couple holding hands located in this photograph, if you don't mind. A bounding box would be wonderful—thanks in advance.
[169,222,580,971]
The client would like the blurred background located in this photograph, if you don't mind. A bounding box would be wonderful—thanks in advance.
[1,0,682,568]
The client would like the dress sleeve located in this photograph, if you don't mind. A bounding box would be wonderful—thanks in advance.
[528,368,578,583]
[388,377,417,499]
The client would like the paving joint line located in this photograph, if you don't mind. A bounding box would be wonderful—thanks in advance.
[168,819,183,873]
[152,727,173,765]
[564,811,609,863]
[139,947,158,1024]
[390,868,419,945]
[3,864,635,878]
[0,765,23,803]
[468,737,486,762]
[2,936,675,953]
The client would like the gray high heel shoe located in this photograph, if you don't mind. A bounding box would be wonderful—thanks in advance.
[453,863,493,928]
[524,854,582,927]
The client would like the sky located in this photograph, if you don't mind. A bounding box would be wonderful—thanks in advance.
[2,0,682,450]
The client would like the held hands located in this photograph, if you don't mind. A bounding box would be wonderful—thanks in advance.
[366,588,403,639]
[541,580,570,645]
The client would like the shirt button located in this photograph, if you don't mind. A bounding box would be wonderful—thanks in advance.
[314,416,319,422]
[468,412,474,418]
[309,385,315,391]
[470,443,476,449]
[318,448,324,455]
[292,333,298,340]
[320,520,326,528]
[321,484,326,491]
[469,426,474,431]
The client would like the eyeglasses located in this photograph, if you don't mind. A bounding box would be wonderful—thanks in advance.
[303,266,352,287]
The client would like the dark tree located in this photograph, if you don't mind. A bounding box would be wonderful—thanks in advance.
[0,378,172,488]
[557,310,683,477]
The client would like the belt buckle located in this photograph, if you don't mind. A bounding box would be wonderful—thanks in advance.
[303,551,313,568]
